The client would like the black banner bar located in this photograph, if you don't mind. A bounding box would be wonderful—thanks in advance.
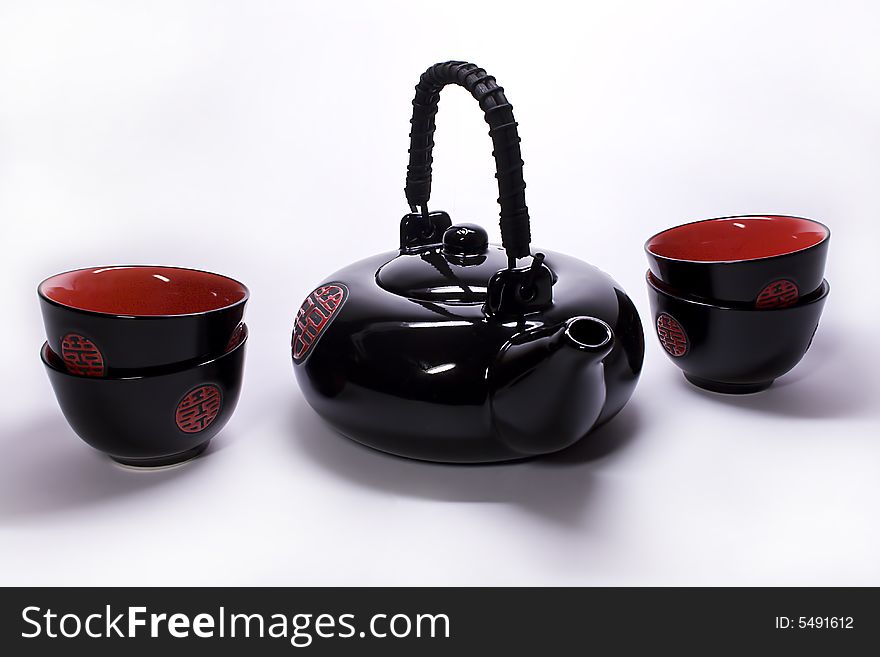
[1,587,876,654]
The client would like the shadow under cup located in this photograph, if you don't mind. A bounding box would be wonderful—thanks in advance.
[38,266,249,376]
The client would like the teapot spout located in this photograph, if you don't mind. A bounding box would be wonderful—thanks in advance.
[563,315,615,355]
[489,317,614,455]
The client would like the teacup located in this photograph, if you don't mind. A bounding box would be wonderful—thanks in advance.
[646,272,828,393]
[41,324,248,466]
[39,265,248,376]
[645,215,829,308]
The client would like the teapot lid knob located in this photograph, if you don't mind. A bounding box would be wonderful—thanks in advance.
[442,224,488,256]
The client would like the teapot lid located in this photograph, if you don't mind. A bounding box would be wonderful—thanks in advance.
[377,223,509,303]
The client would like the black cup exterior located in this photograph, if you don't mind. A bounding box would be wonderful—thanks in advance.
[645,215,830,306]
[38,266,248,376]
[646,273,829,393]
[41,331,247,465]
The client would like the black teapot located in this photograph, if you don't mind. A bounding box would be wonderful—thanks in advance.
[292,61,644,462]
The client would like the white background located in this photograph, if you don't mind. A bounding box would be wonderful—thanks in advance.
[1,0,878,585]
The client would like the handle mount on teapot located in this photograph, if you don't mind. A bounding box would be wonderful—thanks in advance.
[405,61,532,266]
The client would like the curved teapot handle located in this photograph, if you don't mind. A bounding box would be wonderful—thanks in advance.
[405,61,531,263]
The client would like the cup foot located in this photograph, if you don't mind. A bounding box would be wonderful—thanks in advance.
[110,442,210,468]
[684,374,774,395]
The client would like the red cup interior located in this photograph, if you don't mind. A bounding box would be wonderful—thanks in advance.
[39,266,248,316]
[646,216,828,263]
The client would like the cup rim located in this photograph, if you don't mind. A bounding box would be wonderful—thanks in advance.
[644,214,830,265]
[41,324,248,381]
[646,271,830,311]
[38,265,250,319]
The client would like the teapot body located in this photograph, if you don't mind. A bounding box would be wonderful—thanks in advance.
[292,245,644,462]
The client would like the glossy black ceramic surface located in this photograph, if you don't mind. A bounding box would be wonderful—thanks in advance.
[293,240,644,462]
[645,215,830,307]
[38,266,248,376]
[42,326,247,466]
[646,272,828,393]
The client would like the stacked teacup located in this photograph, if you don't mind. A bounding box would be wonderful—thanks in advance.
[644,215,830,393]
[38,266,248,466]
